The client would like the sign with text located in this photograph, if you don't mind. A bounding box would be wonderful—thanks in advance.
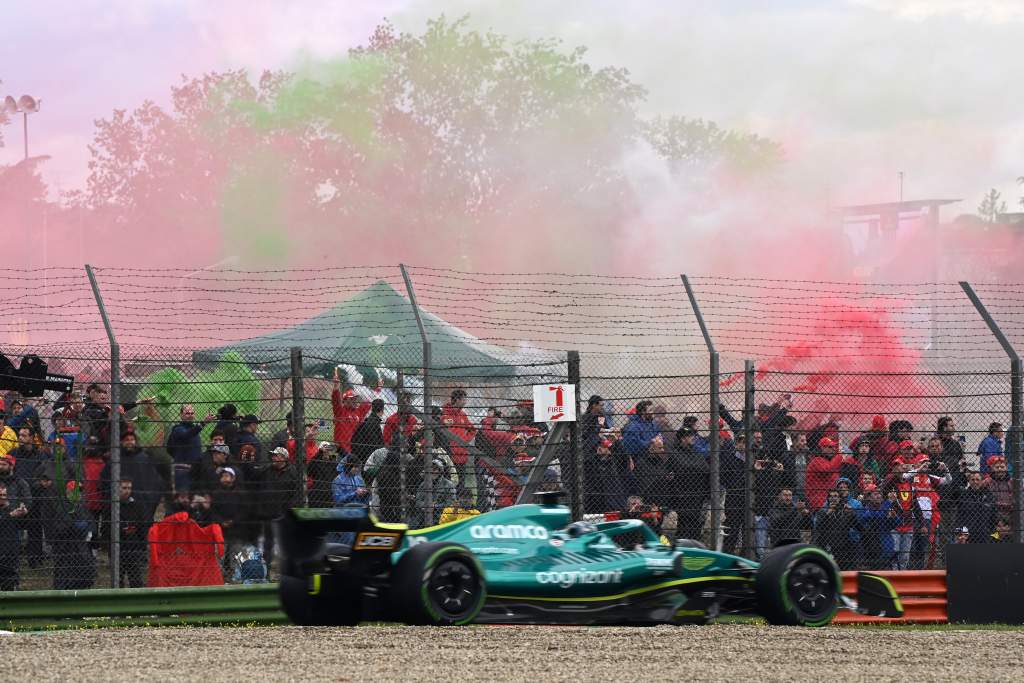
[532,384,576,422]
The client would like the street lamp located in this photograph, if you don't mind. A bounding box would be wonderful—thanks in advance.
[3,94,42,161]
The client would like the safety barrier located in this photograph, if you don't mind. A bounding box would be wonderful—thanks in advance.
[834,570,948,624]
[0,584,286,631]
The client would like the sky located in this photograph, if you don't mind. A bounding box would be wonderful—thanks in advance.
[1,0,1023,209]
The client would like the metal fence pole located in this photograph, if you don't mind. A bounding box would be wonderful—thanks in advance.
[396,371,408,524]
[743,360,755,559]
[86,264,120,588]
[400,264,433,525]
[682,275,722,551]
[567,351,583,520]
[290,347,307,507]
[960,281,1023,543]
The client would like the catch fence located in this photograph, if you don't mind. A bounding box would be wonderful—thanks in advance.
[0,268,1021,592]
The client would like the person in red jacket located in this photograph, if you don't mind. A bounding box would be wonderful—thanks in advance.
[441,389,476,474]
[806,437,844,510]
[382,392,418,448]
[331,367,370,455]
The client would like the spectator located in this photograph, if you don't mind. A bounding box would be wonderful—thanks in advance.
[190,444,233,494]
[415,459,456,526]
[991,518,1013,543]
[10,425,49,484]
[851,439,883,485]
[621,401,659,458]
[269,411,294,453]
[382,393,417,449]
[165,405,216,493]
[785,432,810,496]
[851,414,888,455]
[856,485,897,569]
[26,459,73,569]
[0,408,17,458]
[332,455,369,507]
[813,489,862,569]
[681,415,710,456]
[0,453,31,524]
[101,430,165,522]
[936,417,965,472]
[581,395,606,455]
[953,526,970,544]
[48,408,82,463]
[880,420,914,474]
[439,489,481,524]
[982,456,1013,529]
[767,488,811,547]
[234,415,263,463]
[753,450,788,558]
[308,442,340,509]
[210,466,259,573]
[441,389,477,485]
[584,437,629,514]
[351,399,386,462]
[0,482,28,590]
[805,437,844,510]
[720,430,746,555]
[672,427,711,542]
[214,404,240,453]
[902,453,949,569]
[977,422,1004,475]
[260,446,300,564]
[331,367,371,456]
[957,471,995,542]
[190,492,215,527]
[118,478,148,587]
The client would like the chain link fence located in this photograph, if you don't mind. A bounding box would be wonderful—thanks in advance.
[2,271,1022,592]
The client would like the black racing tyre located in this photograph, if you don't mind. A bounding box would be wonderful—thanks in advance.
[754,544,841,627]
[389,542,486,626]
[279,574,361,626]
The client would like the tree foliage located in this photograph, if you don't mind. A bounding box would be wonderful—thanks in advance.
[977,188,1007,223]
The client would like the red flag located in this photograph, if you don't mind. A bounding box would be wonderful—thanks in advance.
[147,511,225,587]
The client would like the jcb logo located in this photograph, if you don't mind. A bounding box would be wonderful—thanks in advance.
[354,533,400,550]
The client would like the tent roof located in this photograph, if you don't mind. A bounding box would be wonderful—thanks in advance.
[191,280,531,379]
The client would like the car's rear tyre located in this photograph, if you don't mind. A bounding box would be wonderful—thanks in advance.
[754,544,840,627]
[390,542,486,625]
[279,574,361,626]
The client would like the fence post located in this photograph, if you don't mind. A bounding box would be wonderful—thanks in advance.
[400,264,432,525]
[567,350,583,520]
[85,264,120,588]
[743,359,755,559]
[682,275,722,551]
[960,281,1023,543]
[396,371,408,524]
[290,347,307,507]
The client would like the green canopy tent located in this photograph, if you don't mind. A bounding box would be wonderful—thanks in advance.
[191,280,530,380]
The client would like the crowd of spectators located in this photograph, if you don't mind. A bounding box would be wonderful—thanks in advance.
[0,372,1019,591]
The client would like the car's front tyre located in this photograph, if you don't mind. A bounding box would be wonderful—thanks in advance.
[389,542,486,625]
[754,544,840,626]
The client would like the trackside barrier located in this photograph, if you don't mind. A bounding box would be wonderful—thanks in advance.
[0,584,286,631]
[834,570,948,625]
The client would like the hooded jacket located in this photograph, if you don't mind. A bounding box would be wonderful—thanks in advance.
[620,414,659,457]
[332,463,369,506]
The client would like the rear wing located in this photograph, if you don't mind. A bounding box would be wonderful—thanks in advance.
[277,506,409,578]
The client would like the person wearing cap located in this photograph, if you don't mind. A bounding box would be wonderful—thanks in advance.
[880,420,914,474]
[382,392,418,450]
[259,446,300,564]
[510,451,536,486]
[953,526,970,544]
[805,437,844,511]
[210,465,259,571]
[190,443,233,494]
[331,367,371,456]
[581,395,606,456]
[308,442,340,509]
[583,436,629,515]
[233,414,263,464]
[100,430,165,525]
[957,470,995,543]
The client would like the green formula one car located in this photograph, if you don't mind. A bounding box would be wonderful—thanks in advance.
[277,493,903,627]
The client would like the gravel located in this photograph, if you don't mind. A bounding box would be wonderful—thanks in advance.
[6,624,1022,682]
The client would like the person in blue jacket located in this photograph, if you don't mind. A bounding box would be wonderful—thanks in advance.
[620,401,660,457]
[977,422,1004,475]
[332,456,369,506]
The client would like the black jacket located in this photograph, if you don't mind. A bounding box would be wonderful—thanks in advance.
[210,482,259,544]
[100,448,165,520]
[351,413,384,462]
[260,464,300,520]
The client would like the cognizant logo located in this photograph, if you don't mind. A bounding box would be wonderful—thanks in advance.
[469,524,549,540]
[535,569,623,588]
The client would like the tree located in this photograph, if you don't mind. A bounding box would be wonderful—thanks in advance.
[80,17,782,268]
[977,188,1007,223]
[1018,176,1023,209]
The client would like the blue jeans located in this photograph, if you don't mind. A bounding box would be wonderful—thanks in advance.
[754,515,770,559]
[891,531,913,570]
